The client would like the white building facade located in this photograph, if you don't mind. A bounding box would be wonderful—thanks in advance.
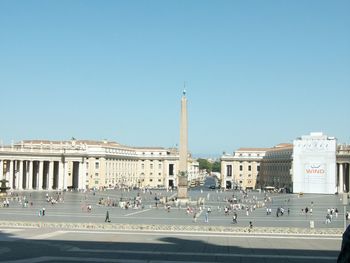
[293,132,337,194]
[0,139,200,191]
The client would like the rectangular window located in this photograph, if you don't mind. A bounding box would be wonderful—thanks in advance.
[239,165,243,171]
[226,165,232,177]
[158,163,162,169]
[95,162,99,170]
[257,165,260,172]
[248,165,251,171]
[169,164,174,176]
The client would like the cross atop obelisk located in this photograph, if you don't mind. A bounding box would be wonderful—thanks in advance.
[178,89,188,199]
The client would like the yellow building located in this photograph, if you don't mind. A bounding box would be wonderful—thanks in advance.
[221,148,268,190]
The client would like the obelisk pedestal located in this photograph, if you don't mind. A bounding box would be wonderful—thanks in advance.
[177,175,188,199]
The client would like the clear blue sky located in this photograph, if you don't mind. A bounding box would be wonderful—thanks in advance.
[0,1,349,157]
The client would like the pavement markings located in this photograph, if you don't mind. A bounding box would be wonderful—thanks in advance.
[0,228,24,233]
[28,231,64,240]
[124,209,152,216]
[1,210,345,223]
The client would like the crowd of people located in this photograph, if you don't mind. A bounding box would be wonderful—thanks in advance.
[1,188,349,230]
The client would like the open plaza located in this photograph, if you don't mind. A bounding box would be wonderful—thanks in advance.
[0,187,349,229]
[0,184,348,262]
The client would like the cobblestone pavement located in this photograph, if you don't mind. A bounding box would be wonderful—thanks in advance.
[0,188,347,262]
[0,187,349,233]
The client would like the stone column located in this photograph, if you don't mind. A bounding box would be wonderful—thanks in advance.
[79,161,87,190]
[347,163,350,193]
[3,160,10,186]
[28,161,33,190]
[38,161,43,190]
[9,160,14,189]
[58,161,64,190]
[339,163,344,193]
[348,163,350,193]
[63,161,69,190]
[23,161,28,189]
[18,160,23,190]
[49,161,54,190]
[0,160,3,179]
[59,160,69,191]
[13,161,18,189]
[25,161,29,189]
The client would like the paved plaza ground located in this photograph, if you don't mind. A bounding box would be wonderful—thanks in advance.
[0,183,348,262]
[1,186,349,229]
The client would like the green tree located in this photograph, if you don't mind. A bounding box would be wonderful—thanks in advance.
[212,161,221,173]
[197,158,212,172]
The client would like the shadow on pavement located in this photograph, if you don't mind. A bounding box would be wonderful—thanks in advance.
[0,229,342,262]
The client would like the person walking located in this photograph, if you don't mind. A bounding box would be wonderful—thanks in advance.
[248,221,253,232]
[105,210,110,222]
[193,211,197,223]
[204,211,209,223]
[232,212,237,224]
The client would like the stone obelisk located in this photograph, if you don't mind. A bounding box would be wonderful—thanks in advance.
[177,90,188,199]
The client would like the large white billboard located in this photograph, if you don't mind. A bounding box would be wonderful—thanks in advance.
[293,133,336,194]
[302,163,327,193]
[305,163,326,178]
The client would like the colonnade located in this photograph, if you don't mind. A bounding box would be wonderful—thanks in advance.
[0,159,87,191]
[337,162,350,193]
